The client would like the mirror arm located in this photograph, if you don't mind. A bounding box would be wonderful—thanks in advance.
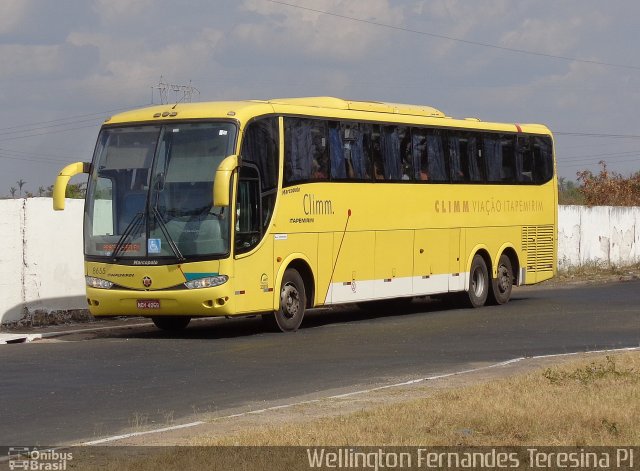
[53,162,91,210]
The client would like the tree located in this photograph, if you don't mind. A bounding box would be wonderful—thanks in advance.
[66,182,87,199]
[38,186,46,197]
[558,177,583,205]
[16,179,26,197]
[9,187,17,198]
[577,161,640,206]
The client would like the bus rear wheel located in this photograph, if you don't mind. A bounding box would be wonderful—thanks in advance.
[489,254,514,305]
[274,268,306,332]
[152,316,191,331]
[466,254,489,308]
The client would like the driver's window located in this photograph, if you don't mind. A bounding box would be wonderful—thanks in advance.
[235,165,261,254]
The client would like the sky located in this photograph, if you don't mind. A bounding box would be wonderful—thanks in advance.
[2,0,640,197]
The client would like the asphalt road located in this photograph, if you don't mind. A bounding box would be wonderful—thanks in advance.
[1,281,639,446]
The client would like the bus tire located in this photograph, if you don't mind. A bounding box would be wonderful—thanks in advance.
[152,316,191,331]
[489,254,514,305]
[274,268,306,332]
[467,254,489,308]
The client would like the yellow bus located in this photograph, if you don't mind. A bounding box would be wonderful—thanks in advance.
[53,97,557,332]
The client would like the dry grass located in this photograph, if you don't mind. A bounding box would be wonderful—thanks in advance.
[199,352,640,447]
[555,262,640,284]
[75,352,640,470]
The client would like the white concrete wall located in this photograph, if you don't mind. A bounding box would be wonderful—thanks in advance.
[0,200,638,324]
[1,198,85,324]
[0,199,25,323]
[558,205,640,270]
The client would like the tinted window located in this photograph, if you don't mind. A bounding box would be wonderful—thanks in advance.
[448,133,481,183]
[380,125,411,180]
[516,136,534,183]
[242,117,279,190]
[242,117,280,232]
[484,134,516,183]
[426,130,448,182]
[284,118,328,184]
[328,122,372,180]
[533,136,554,184]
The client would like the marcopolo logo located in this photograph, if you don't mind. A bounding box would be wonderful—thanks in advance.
[8,447,73,470]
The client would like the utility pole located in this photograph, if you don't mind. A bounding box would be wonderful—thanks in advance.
[151,76,200,105]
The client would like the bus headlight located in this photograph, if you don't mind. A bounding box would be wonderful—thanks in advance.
[85,276,114,289]
[184,275,228,289]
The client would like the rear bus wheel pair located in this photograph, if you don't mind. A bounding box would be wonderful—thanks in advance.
[466,253,513,308]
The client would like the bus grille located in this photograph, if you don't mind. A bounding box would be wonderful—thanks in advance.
[521,225,555,272]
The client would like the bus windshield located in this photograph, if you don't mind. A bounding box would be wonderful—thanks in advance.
[84,122,237,260]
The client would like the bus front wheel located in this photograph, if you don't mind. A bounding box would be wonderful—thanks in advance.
[274,268,307,332]
[152,316,191,331]
[490,254,514,305]
[467,254,489,308]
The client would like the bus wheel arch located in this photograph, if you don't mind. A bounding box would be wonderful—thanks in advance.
[285,259,315,309]
[270,255,315,332]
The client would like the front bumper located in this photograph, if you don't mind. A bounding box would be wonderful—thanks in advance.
[86,285,235,317]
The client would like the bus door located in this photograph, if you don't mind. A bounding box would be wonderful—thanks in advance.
[232,165,275,313]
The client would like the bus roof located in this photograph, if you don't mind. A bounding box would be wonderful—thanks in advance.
[104,97,551,135]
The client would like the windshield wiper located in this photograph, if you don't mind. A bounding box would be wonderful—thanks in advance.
[152,207,185,262]
[111,212,145,261]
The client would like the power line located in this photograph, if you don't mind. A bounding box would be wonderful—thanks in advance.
[0,147,82,163]
[556,131,640,139]
[559,150,640,162]
[0,153,75,166]
[0,123,101,142]
[0,117,104,137]
[264,0,640,71]
[0,105,144,133]
[0,146,76,160]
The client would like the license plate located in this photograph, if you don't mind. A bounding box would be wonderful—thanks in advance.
[137,299,161,309]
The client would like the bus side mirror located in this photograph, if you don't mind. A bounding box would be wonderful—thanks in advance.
[53,162,91,211]
[213,155,239,207]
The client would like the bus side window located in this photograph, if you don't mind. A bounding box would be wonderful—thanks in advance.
[284,118,327,184]
[242,117,279,230]
[369,125,384,180]
[516,136,534,183]
[448,133,467,182]
[329,121,349,179]
[484,134,516,183]
[399,127,412,181]
[380,125,403,180]
[340,123,371,180]
[533,136,554,184]
[412,128,429,181]
[356,123,374,180]
[426,130,448,182]
[500,135,516,182]
[466,135,483,182]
